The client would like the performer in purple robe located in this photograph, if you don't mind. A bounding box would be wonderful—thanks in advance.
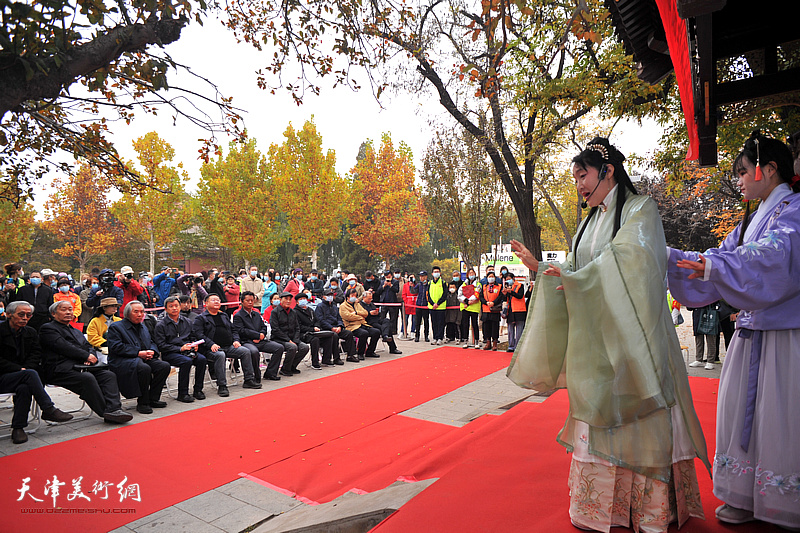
[668,131,800,530]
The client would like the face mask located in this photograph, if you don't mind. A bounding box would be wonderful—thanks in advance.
[432,272,440,279]
[272,300,280,307]
[297,299,308,308]
[468,275,476,281]
[0,307,4,314]
[349,296,358,304]
[409,277,415,283]
[394,274,401,279]
[325,295,334,303]
[143,276,150,283]
[505,279,514,285]
[453,276,460,281]
[309,276,317,281]
[50,281,57,288]
[250,271,257,277]
[348,280,356,286]
[59,286,70,293]
[91,283,99,290]
[330,285,338,290]
[296,275,303,281]
[449,288,456,293]
[282,275,288,280]
[487,277,496,284]
[501,270,508,276]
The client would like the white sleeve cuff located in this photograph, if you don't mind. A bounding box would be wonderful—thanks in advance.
[702,256,712,282]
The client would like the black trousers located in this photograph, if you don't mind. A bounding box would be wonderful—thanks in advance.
[47,369,123,417]
[277,341,310,372]
[380,306,399,336]
[243,340,284,379]
[335,329,355,357]
[132,358,171,405]
[430,309,445,340]
[0,369,54,428]
[310,331,335,364]
[162,351,208,395]
[414,308,430,340]
[460,310,479,343]
[482,318,500,342]
[353,326,380,356]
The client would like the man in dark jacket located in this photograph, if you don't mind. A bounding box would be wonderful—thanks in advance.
[232,291,284,382]
[409,271,430,342]
[1,301,73,443]
[39,301,132,424]
[294,292,334,369]
[315,288,350,365]
[107,301,170,414]
[86,268,124,309]
[155,295,208,403]
[304,269,325,303]
[375,270,400,336]
[10,271,53,330]
[362,290,402,355]
[362,270,380,294]
[269,292,310,377]
[192,293,258,396]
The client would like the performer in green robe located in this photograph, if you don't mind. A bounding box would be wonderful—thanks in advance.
[509,137,710,533]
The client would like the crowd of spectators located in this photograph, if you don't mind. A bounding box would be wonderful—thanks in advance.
[1,261,530,444]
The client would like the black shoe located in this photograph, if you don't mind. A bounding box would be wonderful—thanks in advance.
[136,404,153,414]
[321,361,335,367]
[414,337,419,342]
[389,349,403,355]
[346,356,359,363]
[292,369,301,374]
[265,374,281,381]
[312,365,323,370]
[150,400,167,408]
[193,390,206,400]
[280,369,294,377]
[365,353,380,358]
[218,386,230,397]
[358,354,365,361]
[103,409,133,424]
[177,394,195,403]
[41,407,74,423]
[11,428,27,444]
[425,337,430,343]
[334,359,344,366]
[243,379,263,389]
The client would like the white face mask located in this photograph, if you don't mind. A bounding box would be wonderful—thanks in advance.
[487,276,496,284]
[449,288,456,293]
[325,295,334,302]
[250,271,257,277]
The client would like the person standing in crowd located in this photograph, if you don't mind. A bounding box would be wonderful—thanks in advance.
[11,270,54,330]
[53,277,82,329]
[176,272,208,311]
[222,274,240,316]
[262,272,278,311]
[444,281,461,343]
[241,267,264,312]
[155,295,208,401]
[426,266,448,345]
[376,270,400,337]
[78,276,97,328]
[342,273,364,299]
[410,271,430,343]
[153,267,178,303]
[305,269,324,303]
[284,268,306,306]
[503,272,526,353]
[717,299,738,350]
[458,268,481,348]
[138,272,158,310]
[669,131,799,530]
[400,273,416,340]
[339,288,380,360]
[688,302,720,370]
[479,271,503,350]
[205,268,226,302]
[362,270,380,294]
[115,266,143,311]
[328,275,345,304]
[4,263,25,289]
[510,137,708,532]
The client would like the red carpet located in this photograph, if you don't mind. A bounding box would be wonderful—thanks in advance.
[370,377,785,533]
[0,347,509,533]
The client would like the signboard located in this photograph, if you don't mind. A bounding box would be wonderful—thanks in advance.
[476,244,567,280]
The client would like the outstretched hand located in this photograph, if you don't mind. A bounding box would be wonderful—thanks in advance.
[543,264,564,291]
[676,255,706,280]
[510,239,539,272]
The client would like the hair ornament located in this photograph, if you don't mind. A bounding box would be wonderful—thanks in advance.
[586,143,608,161]
[754,137,763,181]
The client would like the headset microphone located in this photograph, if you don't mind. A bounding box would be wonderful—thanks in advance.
[580,165,608,209]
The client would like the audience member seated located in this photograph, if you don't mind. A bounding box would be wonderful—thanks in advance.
[0,301,73,444]
[86,298,121,355]
[39,301,132,424]
[232,291,284,383]
[315,288,351,364]
[269,291,310,377]
[294,292,334,370]
[154,296,208,403]
[178,294,196,323]
[107,301,170,414]
[339,288,380,360]
[361,290,403,355]
[192,294,257,396]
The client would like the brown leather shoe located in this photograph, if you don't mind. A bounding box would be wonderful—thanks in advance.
[492,340,498,351]
[483,342,492,350]
[42,407,74,423]
[11,428,28,444]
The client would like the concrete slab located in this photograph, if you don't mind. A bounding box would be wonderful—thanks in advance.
[217,478,302,514]
[174,490,247,522]
[253,479,437,533]
[127,506,224,533]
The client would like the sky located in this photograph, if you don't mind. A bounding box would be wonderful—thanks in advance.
[31,10,663,218]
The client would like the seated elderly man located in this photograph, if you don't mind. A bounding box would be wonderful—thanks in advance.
[233,291,284,382]
[192,293,258,396]
[294,292,334,370]
[1,301,73,444]
[315,287,351,365]
[107,301,171,414]
[269,291,310,377]
[154,296,208,403]
[339,288,381,360]
[361,290,403,355]
[39,301,132,424]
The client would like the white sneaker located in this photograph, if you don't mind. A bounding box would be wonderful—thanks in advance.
[436,339,442,345]
[705,362,715,370]
[462,342,469,349]
[689,360,705,367]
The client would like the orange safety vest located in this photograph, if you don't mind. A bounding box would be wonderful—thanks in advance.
[508,282,527,313]
[482,284,502,313]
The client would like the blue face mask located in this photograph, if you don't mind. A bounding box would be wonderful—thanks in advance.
[91,283,99,290]
[0,307,4,315]
[348,280,356,286]
[297,299,308,308]
[50,281,57,288]
[59,286,70,293]
[272,300,281,307]
[30,278,42,286]
[309,276,317,281]
[349,296,358,304]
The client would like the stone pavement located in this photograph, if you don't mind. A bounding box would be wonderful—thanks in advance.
[2,311,723,532]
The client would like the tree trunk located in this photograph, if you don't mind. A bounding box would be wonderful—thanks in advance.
[149,232,156,276]
[311,249,318,271]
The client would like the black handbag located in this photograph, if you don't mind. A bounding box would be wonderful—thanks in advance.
[697,306,719,335]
